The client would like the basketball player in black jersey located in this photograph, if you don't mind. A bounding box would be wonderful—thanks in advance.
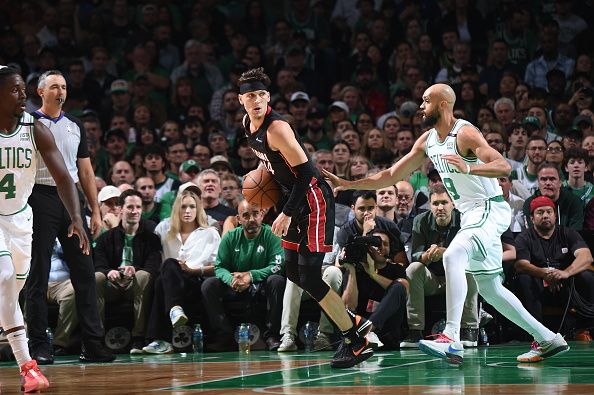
[237,68,373,368]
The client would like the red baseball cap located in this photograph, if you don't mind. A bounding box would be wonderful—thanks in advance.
[530,196,556,213]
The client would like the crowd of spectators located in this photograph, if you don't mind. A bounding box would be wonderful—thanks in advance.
[3,0,594,354]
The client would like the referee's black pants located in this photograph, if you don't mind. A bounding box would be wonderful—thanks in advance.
[25,184,103,350]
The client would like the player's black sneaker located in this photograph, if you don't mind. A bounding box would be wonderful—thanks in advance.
[330,336,374,368]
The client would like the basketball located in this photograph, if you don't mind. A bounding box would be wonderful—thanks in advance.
[242,167,282,209]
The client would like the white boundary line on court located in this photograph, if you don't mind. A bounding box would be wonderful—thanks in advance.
[151,360,328,391]
[252,358,439,394]
[151,355,438,392]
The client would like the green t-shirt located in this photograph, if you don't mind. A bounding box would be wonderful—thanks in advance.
[159,190,177,220]
[215,224,284,286]
[409,170,428,193]
[563,181,594,205]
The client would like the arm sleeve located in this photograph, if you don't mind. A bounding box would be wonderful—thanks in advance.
[282,161,317,216]
[214,233,235,286]
[250,232,284,283]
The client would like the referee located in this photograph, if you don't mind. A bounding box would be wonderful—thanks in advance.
[25,70,114,364]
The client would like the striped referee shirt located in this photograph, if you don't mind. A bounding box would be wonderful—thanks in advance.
[32,111,89,186]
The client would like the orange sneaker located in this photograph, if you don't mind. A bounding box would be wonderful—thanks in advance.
[20,360,50,393]
[575,330,592,342]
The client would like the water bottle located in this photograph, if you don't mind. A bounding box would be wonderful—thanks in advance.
[192,324,203,353]
[46,328,54,349]
[304,322,315,352]
[479,327,489,346]
[238,323,250,354]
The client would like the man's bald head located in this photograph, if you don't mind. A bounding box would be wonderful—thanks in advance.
[421,83,457,127]
[238,199,256,214]
[237,199,264,237]
[430,83,456,108]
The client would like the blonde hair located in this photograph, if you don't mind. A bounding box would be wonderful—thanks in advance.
[167,190,209,239]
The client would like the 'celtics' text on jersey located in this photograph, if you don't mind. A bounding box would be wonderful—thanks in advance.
[0,112,37,215]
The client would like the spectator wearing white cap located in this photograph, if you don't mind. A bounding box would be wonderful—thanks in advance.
[210,155,234,179]
[289,91,310,134]
[97,185,122,236]
[328,101,350,141]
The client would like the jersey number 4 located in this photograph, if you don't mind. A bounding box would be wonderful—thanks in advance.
[0,173,16,199]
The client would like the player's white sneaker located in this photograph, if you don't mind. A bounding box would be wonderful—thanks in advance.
[419,333,464,365]
[517,333,569,363]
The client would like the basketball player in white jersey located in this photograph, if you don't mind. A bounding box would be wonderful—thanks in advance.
[0,66,89,392]
[324,83,568,364]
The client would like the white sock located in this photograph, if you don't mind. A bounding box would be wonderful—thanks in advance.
[475,274,556,343]
[7,329,31,367]
[442,243,469,342]
[0,255,31,367]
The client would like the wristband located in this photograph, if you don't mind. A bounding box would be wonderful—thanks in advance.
[465,163,471,175]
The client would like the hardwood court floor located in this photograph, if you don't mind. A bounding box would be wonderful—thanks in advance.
[1,342,593,394]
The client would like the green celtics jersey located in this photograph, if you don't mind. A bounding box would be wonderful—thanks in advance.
[425,119,503,213]
[0,112,37,215]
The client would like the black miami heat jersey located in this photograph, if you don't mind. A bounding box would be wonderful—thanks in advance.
[244,107,319,191]
[244,106,334,253]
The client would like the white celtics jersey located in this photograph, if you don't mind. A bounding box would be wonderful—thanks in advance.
[425,119,502,213]
[0,113,37,215]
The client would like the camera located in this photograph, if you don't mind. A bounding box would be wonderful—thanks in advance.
[339,235,383,267]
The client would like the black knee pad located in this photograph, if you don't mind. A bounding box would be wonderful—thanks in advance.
[298,264,330,301]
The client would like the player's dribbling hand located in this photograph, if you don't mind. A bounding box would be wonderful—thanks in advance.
[272,212,291,237]
[321,169,349,192]
[68,218,90,255]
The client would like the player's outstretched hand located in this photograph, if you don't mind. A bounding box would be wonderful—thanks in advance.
[321,169,350,193]
[68,219,90,255]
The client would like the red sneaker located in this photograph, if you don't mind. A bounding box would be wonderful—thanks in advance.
[20,360,50,393]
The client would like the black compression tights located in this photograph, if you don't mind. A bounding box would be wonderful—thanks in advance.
[285,248,330,302]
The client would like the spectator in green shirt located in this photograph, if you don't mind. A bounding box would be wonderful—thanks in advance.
[201,200,285,352]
